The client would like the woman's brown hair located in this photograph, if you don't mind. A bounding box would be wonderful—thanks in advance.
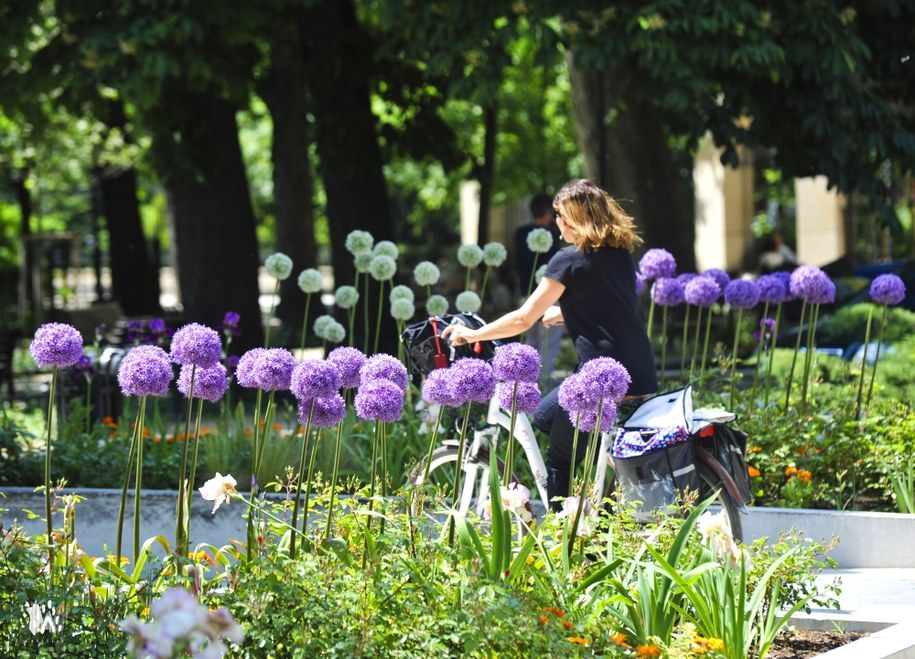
[553,179,642,252]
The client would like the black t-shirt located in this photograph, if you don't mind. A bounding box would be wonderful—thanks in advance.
[545,245,658,396]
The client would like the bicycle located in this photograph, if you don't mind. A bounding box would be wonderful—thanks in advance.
[402,315,752,540]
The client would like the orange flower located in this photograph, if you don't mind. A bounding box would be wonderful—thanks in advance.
[749,445,762,453]
[199,427,211,436]
[798,469,812,483]
[784,465,797,476]
[561,620,574,629]
[539,615,550,624]
[747,466,760,478]
[541,606,565,618]
[102,416,118,428]
[707,638,725,651]
[142,427,151,438]
[567,637,589,646]
[797,445,809,456]
[272,422,284,431]
[636,644,661,657]
[610,632,630,648]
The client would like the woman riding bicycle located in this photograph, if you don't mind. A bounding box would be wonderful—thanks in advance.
[443,179,658,511]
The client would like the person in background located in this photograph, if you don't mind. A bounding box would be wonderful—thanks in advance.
[445,179,658,511]
[514,192,564,381]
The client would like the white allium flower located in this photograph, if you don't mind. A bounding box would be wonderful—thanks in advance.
[345,230,374,256]
[455,291,481,313]
[389,284,415,304]
[526,228,554,254]
[297,268,323,294]
[413,261,440,287]
[313,314,336,338]
[265,252,294,280]
[426,294,449,316]
[535,264,548,284]
[324,321,346,344]
[354,252,374,274]
[369,255,397,281]
[198,472,237,513]
[335,285,359,309]
[482,242,507,267]
[390,298,415,321]
[372,240,399,259]
[457,244,484,268]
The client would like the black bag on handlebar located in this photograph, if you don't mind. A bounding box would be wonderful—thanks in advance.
[692,423,754,505]
[400,312,500,377]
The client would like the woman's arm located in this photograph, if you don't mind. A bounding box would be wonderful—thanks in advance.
[541,306,564,327]
[442,277,565,346]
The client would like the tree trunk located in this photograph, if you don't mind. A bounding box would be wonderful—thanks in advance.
[95,166,161,315]
[567,56,696,272]
[95,100,160,316]
[157,92,264,353]
[260,23,318,345]
[300,0,396,354]
[12,172,34,320]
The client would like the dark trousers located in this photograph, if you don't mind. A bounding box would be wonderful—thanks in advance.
[535,385,645,510]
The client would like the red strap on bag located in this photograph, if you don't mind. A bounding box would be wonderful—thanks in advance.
[428,317,450,369]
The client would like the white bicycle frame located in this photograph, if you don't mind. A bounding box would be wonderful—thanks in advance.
[447,397,614,515]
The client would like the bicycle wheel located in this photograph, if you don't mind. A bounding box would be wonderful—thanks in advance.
[409,443,514,518]
[695,459,744,542]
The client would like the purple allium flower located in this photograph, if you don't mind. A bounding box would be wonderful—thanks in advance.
[30,323,84,367]
[771,271,793,298]
[117,345,173,397]
[869,274,906,306]
[651,277,685,306]
[219,311,241,337]
[73,354,94,377]
[492,342,541,383]
[577,357,631,404]
[178,363,228,402]
[635,273,645,296]
[448,358,496,405]
[810,278,836,305]
[354,379,405,422]
[755,274,789,304]
[760,317,777,332]
[291,359,342,400]
[497,381,540,414]
[327,346,367,389]
[421,368,461,408]
[148,318,167,335]
[684,276,720,308]
[676,273,697,287]
[359,353,409,392]
[789,265,833,304]
[170,323,222,368]
[298,393,347,428]
[252,348,296,392]
[226,355,240,375]
[558,372,594,414]
[638,248,677,280]
[724,279,760,309]
[235,348,265,388]
[702,268,731,293]
[575,403,618,433]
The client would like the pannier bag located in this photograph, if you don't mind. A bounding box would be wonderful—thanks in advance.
[400,313,500,377]
[693,422,753,505]
[612,425,698,522]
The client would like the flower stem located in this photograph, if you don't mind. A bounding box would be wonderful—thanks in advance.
[568,413,582,498]
[865,303,889,412]
[783,300,807,409]
[264,281,279,348]
[116,395,142,566]
[447,403,473,547]
[373,280,385,355]
[689,306,703,381]
[324,417,347,542]
[302,428,321,538]
[680,304,691,380]
[290,401,315,560]
[660,305,669,387]
[764,304,782,407]
[175,366,197,559]
[299,292,313,354]
[503,385,518,488]
[44,365,58,566]
[133,396,148,562]
[801,303,820,405]
[854,304,875,418]
[729,308,744,404]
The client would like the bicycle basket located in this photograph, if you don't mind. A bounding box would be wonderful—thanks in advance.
[623,385,693,431]
[692,422,753,505]
[400,312,500,377]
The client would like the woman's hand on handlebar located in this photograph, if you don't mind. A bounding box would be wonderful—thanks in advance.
[441,323,475,346]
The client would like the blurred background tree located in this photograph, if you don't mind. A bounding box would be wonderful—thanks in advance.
[0,0,912,349]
